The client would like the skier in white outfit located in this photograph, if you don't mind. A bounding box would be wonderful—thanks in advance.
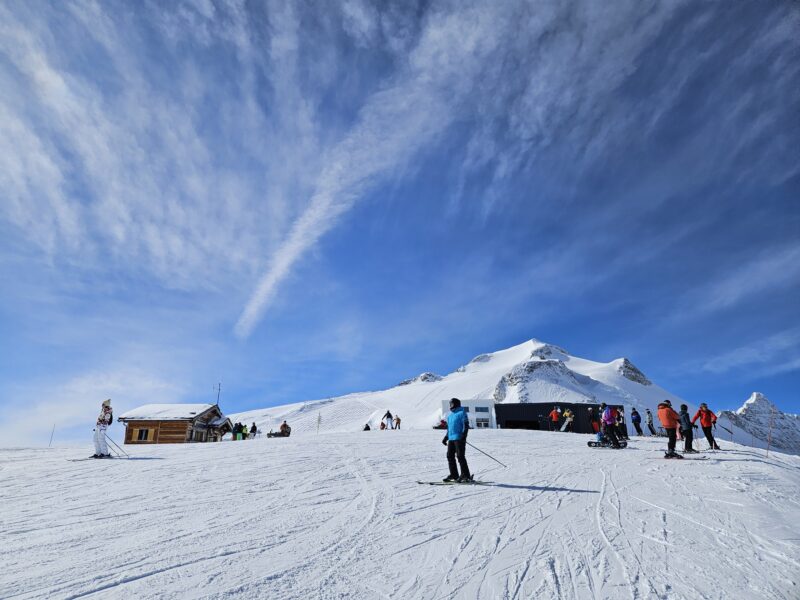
[93,399,113,458]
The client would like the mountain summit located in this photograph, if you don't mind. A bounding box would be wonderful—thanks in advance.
[719,393,800,454]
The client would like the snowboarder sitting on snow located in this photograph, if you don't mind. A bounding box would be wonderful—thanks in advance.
[279,421,291,437]
[645,409,656,436]
[657,400,682,459]
[692,403,720,450]
[599,403,621,448]
[442,398,471,483]
[363,423,371,431]
[630,408,643,436]
[678,404,698,453]
[93,399,113,458]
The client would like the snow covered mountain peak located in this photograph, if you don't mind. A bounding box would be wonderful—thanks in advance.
[614,358,652,386]
[719,393,800,455]
[736,392,772,415]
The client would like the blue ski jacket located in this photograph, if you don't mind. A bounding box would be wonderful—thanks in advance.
[446,407,469,441]
[631,412,641,424]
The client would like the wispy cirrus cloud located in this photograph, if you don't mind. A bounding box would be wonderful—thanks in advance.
[701,328,800,377]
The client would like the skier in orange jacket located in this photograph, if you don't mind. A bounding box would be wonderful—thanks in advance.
[657,400,682,459]
[692,403,720,450]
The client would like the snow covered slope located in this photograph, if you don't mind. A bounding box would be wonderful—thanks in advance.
[2,431,799,599]
[232,339,685,436]
[718,393,800,455]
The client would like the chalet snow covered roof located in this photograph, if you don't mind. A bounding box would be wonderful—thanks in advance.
[119,404,218,421]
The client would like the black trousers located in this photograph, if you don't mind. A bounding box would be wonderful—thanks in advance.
[665,427,677,453]
[702,426,718,449]
[647,423,657,435]
[633,422,643,436]
[601,424,620,447]
[682,428,693,452]
[447,439,470,478]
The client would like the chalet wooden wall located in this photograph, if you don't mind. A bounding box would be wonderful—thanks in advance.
[123,420,191,444]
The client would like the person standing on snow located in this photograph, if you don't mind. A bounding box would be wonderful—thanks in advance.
[630,408,643,436]
[93,399,113,458]
[645,409,657,436]
[692,403,720,450]
[616,408,629,440]
[657,400,682,459]
[587,407,600,434]
[548,407,560,431]
[250,423,258,439]
[383,410,394,430]
[678,404,697,453]
[600,403,621,448]
[442,398,471,482]
[393,415,401,430]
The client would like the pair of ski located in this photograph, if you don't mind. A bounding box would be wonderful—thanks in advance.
[68,456,116,462]
[417,479,492,486]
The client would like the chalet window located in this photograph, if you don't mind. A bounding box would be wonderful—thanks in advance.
[463,407,469,413]
[136,429,150,441]
[475,407,490,413]
[476,418,490,428]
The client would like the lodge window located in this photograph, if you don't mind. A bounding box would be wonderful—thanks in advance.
[475,407,490,413]
[136,429,150,441]
[476,418,490,428]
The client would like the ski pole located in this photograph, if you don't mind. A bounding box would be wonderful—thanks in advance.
[466,441,507,468]
[105,433,130,458]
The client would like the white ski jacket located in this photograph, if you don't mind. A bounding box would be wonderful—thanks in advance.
[96,408,112,428]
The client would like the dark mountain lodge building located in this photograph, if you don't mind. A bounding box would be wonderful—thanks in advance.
[118,404,232,444]
[494,402,628,435]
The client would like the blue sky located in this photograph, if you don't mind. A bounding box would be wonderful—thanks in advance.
[1,1,798,445]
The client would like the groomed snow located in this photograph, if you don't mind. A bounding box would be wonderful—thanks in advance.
[2,429,799,599]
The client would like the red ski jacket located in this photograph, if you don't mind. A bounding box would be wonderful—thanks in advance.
[692,409,717,428]
[549,410,560,422]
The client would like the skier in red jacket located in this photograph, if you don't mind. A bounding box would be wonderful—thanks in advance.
[692,404,720,450]
[548,407,560,431]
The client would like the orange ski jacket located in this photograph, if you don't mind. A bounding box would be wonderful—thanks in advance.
[657,403,680,429]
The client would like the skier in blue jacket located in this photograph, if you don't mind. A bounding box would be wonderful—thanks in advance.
[442,398,472,482]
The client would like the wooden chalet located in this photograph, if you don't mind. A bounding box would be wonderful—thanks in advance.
[118,404,232,444]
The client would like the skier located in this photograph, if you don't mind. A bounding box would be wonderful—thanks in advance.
[442,398,471,482]
[393,415,401,430]
[645,409,657,436]
[93,399,113,458]
[600,403,621,448]
[657,400,682,459]
[630,408,643,436]
[678,404,697,453]
[548,407,560,431]
[383,410,394,430]
[250,423,258,439]
[587,407,600,434]
[692,403,720,450]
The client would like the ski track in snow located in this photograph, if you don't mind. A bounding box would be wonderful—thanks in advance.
[1,431,799,599]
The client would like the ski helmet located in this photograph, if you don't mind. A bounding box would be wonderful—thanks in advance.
[449,398,461,410]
